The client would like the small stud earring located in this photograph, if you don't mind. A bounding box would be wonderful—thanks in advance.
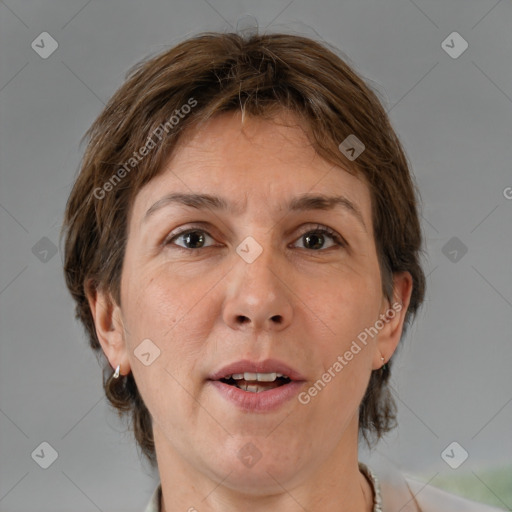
[113,364,120,379]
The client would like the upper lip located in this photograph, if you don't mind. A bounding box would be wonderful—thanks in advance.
[209,359,306,381]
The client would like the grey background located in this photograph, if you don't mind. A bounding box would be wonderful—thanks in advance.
[1,0,511,511]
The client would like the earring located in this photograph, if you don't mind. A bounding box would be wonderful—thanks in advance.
[380,355,388,371]
[113,364,120,379]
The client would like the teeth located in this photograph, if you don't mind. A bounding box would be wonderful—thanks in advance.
[225,372,290,382]
[237,383,268,393]
[257,372,277,382]
[245,372,278,382]
[245,384,262,393]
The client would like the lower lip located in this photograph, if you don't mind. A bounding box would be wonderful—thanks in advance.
[208,380,305,412]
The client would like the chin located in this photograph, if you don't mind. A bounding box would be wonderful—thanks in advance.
[204,452,305,494]
[221,466,299,495]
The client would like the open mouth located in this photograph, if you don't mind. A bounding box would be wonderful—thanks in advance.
[219,372,292,393]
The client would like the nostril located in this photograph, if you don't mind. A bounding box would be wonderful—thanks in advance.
[235,315,282,324]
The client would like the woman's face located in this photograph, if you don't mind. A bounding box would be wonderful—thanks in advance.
[98,111,411,492]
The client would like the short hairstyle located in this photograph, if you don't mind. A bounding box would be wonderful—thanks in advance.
[61,31,426,467]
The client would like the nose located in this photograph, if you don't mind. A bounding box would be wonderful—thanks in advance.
[222,246,293,333]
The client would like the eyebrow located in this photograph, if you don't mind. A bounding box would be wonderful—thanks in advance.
[143,192,366,231]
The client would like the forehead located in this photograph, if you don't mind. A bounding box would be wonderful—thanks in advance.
[169,110,345,177]
[131,111,373,229]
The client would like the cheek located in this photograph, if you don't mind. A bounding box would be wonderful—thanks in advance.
[312,274,381,346]
[123,264,196,333]
[122,266,214,371]
[121,268,212,430]
[301,273,380,405]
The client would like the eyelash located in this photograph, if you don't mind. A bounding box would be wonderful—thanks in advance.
[164,224,347,252]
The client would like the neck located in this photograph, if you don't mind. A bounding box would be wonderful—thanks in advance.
[154,418,374,512]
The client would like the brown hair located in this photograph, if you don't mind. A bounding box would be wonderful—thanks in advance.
[61,31,426,467]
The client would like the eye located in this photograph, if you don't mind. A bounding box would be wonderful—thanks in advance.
[165,228,216,250]
[292,224,346,251]
[164,224,346,252]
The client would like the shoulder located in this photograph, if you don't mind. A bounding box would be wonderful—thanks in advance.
[405,477,506,512]
[367,459,506,512]
[143,483,161,512]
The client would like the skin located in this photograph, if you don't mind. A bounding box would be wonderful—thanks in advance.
[88,110,413,512]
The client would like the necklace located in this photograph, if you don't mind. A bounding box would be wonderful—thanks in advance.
[358,462,383,512]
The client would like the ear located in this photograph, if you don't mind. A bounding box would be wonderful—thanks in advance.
[85,279,131,377]
[372,271,414,370]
